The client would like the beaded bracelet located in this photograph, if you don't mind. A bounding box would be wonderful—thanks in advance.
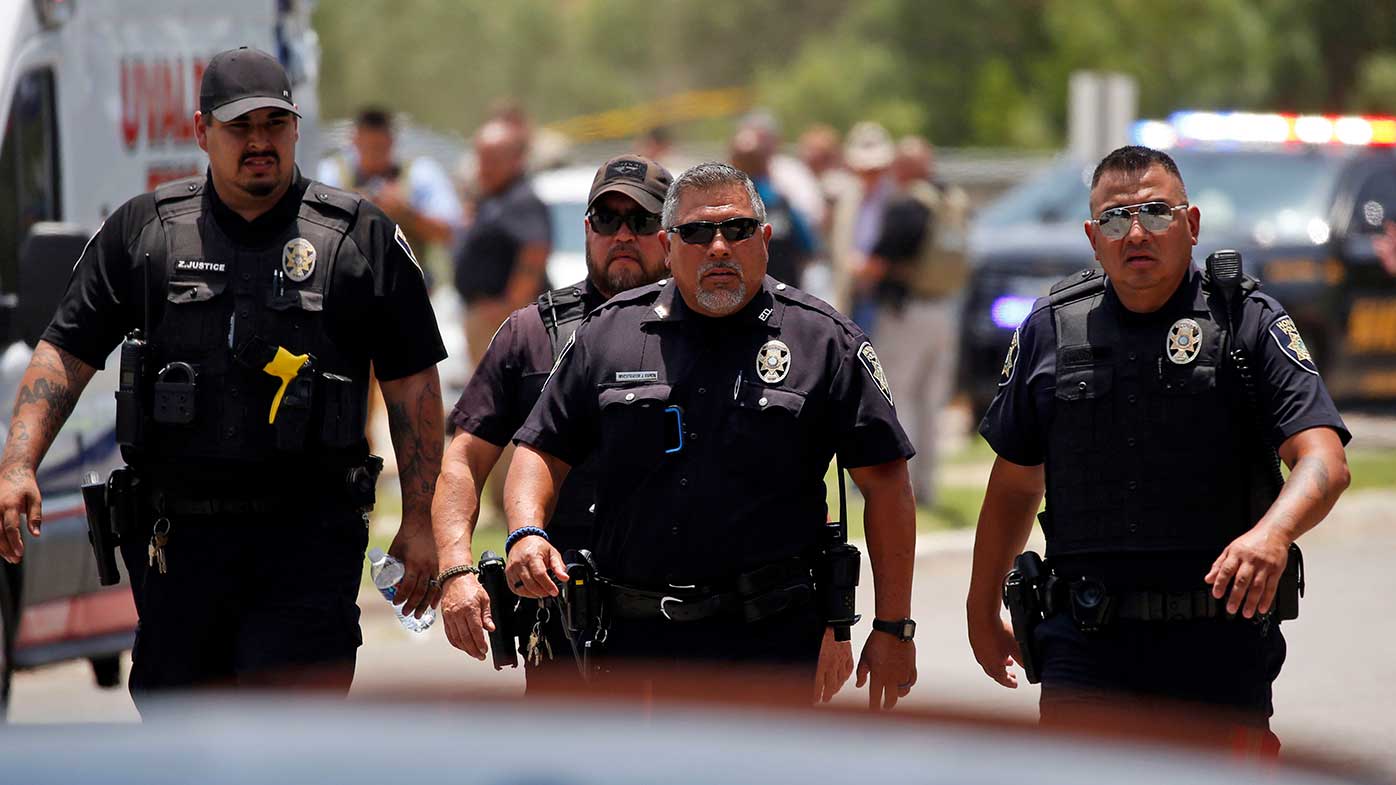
[435,564,480,589]
[505,525,549,554]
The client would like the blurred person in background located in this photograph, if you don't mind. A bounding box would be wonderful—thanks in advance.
[0,47,445,709]
[740,110,826,238]
[867,136,971,509]
[634,125,686,174]
[829,121,895,334]
[318,107,464,460]
[317,107,463,281]
[730,125,818,287]
[504,163,916,708]
[1375,219,1396,276]
[798,123,857,237]
[454,119,552,368]
[433,155,674,692]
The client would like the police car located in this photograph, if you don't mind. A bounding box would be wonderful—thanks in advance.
[0,0,321,706]
[962,111,1396,418]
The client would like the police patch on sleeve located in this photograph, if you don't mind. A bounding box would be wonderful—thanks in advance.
[1268,315,1319,375]
[998,327,1020,387]
[394,224,422,273]
[857,342,893,405]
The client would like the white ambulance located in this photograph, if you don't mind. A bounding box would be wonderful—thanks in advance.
[0,0,322,708]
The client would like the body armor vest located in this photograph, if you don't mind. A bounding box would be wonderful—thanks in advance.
[527,283,595,547]
[136,177,370,470]
[1043,269,1254,557]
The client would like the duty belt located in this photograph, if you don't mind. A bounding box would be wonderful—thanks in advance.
[1045,576,1232,624]
[605,558,814,624]
[1046,579,1222,621]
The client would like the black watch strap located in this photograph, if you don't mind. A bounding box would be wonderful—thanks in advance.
[872,617,916,641]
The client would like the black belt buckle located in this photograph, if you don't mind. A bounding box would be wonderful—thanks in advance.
[1068,577,1113,632]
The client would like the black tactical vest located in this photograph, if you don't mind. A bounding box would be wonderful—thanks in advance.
[136,177,370,470]
[527,283,596,549]
[1043,269,1254,557]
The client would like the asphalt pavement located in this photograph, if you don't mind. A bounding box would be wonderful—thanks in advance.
[10,483,1394,778]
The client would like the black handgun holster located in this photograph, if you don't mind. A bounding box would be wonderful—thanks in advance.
[477,550,520,670]
[1002,551,1045,684]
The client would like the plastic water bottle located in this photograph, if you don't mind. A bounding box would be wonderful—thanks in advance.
[367,547,435,632]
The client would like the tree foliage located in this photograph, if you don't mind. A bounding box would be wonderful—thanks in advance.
[313,0,1396,148]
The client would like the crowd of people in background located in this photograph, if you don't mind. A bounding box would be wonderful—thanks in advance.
[318,106,973,513]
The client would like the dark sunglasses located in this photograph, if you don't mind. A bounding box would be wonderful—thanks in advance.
[668,217,761,245]
[587,209,663,236]
[1092,201,1189,240]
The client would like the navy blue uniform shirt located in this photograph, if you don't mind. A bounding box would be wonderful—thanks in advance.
[516,277,914,586]
[979,267,1349,583]
[450,279,607,553]
[980,267,1350,466]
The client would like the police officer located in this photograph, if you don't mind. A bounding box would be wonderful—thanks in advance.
[0,47,446,708]
[504,162,919,709]
[967,146,1351,744]
[431,155,674,690]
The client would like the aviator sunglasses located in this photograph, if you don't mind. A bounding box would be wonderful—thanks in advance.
[587,209,663,236]
[1092,201,1189,240]
[667,217,761,245]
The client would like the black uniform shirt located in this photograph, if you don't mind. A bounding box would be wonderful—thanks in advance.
[450,279,606,552]
[42,169,447,381]
[453,176,552,303]
[516,277,914,586]
[979,267,1350,583]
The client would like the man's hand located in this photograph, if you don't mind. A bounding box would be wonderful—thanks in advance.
[855,630,916,710]
[1374,219,1396,277]
[0,462,42,563]
[374,180,411,218]
[968,611,1021,688]
[1206,525,1291,618]
[441,572,494,659]
[814,626,854,703]
[505,535,568,599]
[387,525,439,619]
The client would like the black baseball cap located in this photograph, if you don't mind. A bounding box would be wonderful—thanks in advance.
[587,155,672,214]
[200,47,300,122]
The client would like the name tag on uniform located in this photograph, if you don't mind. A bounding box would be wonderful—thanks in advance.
[615,371,659,383]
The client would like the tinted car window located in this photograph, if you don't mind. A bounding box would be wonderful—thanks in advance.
[1174,151,1343,244]
[0,67,61,295]
[978,159,1090,227]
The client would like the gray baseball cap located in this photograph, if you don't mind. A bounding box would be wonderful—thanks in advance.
[587,155,672,213]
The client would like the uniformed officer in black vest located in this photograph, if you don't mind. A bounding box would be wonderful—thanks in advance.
[967,146,1351,745]
[431,155,673,689]
[0,47,447,709]
[504,162,919,709]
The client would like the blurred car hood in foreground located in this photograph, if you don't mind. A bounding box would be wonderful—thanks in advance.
[3,683,1385,785]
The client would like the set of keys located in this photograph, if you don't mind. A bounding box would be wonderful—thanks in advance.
[148,517,171,574]
[524,600,554,667]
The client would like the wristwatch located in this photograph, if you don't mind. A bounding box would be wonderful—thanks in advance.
[872,618,917,641]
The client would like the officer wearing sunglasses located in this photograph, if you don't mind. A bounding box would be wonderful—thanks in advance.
[970,146,1351,749]
[433,155,672,690]
[503,162,919,709]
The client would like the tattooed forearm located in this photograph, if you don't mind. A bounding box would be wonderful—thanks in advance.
[2,343,95,472]
[1260,446,1348,542]
[382,369,445,522]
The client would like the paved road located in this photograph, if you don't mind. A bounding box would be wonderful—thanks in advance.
[11,489,1395,777]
